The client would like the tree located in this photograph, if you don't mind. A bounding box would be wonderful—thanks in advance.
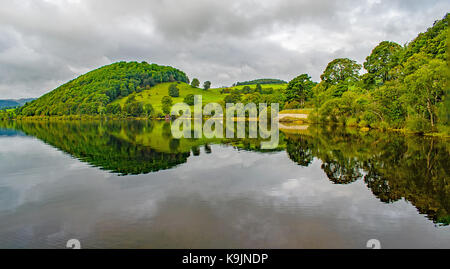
[284,74,316,105]
[255,84,262,93]
[404,59,447,128]
[242,86,252,94]
[144,103,154,117]
[364,41,403,84]
[183,94,195,106]
[169,84,179,97]
[203,81,211,91]
[106,103,121,114]
[191,78,200,88]
[125,101,144,117]
[224,92,241,104]
[161,96,173,115]
[320,58,362,85]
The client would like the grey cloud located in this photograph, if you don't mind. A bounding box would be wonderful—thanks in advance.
[0,0,448,99]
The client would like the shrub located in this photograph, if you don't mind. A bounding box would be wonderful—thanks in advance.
[346,117,358,127]
[284,101,301,109]
[406,116,432,134]
[161,96,173,115]
[184,94,195,106]
[168,84,179,97]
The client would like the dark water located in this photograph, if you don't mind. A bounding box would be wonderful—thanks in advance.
[0,120,448,249]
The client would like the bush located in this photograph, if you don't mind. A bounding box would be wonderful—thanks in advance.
[346,117,358,127]
[144,104,154,117]
[124,101,144,117]
[362,111,378,125]
[161,96,173,115]
[358,120,369,128]
[184,94,195,106]
[169,84,179,97]
[406,116,432,134]
[284,101,301,109]
[371,121,389,131]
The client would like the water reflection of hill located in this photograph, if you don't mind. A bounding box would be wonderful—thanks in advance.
[0,120,448,225]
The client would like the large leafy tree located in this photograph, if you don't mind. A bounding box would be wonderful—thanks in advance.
[320,58,362,85]
[364,41,403,84]
[284,74,316,105]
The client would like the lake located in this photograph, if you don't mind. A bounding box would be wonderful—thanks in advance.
[0,120,449,248]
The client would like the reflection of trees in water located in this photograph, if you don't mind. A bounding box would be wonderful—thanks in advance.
[286,137,314,167]
[8,121,190,175]
[321,155,362,185]
[1,120,448,225]
[284,125,450,225]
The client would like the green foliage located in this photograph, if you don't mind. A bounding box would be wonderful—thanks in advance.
[284,74,316,105]
[284,101,301,109]
[224,92,242,104]
[203,81,211,91]
[404,59,447,128]
[124,101,144,117]
[168,84,180,97]
[106,103,121,114]
[402,13,449,62]
[143,104,154,117]
[308,14,449,134]
[183,94,195,106]
[161,96,173,115]
[320,58,361,85]
[18,61,189,116]
[191,78,200,88]
[364,41,403,84]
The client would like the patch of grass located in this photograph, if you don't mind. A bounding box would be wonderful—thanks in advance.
[279,108,313,114]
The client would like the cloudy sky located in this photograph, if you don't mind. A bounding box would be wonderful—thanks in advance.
[0,0,448,99]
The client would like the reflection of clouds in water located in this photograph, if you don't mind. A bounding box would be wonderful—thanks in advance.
[0,137,449,248]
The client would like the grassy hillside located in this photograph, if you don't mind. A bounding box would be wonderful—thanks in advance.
[112,82,223,114]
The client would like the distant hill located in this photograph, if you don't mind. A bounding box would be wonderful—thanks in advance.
[0,98,35,109]
[18,61,189,116]
[234,78,287,86]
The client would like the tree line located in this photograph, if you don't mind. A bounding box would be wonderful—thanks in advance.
[283,13,448,134]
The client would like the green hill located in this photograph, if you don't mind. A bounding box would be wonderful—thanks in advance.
[17,61,189,117]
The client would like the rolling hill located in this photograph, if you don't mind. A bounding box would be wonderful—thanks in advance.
[17,61,189,116]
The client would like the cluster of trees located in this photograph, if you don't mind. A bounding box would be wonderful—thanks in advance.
[234,78,287,86]
[284,13,449,134]
[190,78,211,91]
[17,61,189,117]
[222,84,283,105]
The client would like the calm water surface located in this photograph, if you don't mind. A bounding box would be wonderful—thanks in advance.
[0,121,448,248]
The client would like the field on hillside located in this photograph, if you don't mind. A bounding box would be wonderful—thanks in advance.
[112,82,223,113]
[112,82,287,114]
